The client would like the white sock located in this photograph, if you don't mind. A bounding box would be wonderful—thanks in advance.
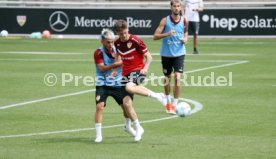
[125,118,132,129]
[95,123,102,137]
[147,91,155,98]
[173,99,178,106]
[148,91,161,100]
[133,119,141,129]
[166,95,171,104]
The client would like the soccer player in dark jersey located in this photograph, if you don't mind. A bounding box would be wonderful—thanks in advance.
[94,29,138,143]
[153,0,189,114]
[113,19,167,142]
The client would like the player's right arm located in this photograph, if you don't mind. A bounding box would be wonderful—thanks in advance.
[94,49,122,72]
[153,17,175,40]
[110,51,122,77]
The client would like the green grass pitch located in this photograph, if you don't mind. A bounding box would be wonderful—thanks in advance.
[0,37,275,159]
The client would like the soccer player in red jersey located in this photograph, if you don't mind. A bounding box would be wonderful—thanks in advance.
[93,29,137,143]
[113,19,166,142]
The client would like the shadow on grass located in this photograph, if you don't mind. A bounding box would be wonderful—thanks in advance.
[34,135,142,145]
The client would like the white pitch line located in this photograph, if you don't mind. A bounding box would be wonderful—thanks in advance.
[0,60,249,110]
[184,60,249,74]
[0,58,242,63]
[0,52,255,56]
[152,59,244,63]
[0,58,91,62]
[0,51,86,55]
[145,60,249,82]
[0,98,202,139]
[0,89,95,110]
[151,53,255,56]
[200,42,273,45]
[189,54,255,57]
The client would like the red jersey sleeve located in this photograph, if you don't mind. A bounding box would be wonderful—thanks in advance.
[93,49,104,64]
[132,35,148,54]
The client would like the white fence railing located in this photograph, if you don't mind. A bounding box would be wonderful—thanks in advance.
[1,1,276,8]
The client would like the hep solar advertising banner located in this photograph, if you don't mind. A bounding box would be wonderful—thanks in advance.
[199,8,276,35]
[0,7,275,35]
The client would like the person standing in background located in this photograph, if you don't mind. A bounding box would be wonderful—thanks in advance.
[183,0,203,54]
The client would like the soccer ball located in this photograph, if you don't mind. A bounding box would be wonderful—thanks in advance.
[176,102,191,117]
[0,30,8,37]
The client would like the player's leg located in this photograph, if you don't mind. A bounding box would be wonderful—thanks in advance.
[121,105,136,137]
[125,82,164,102]
[122,95,144,142]
[162,56,175,113]
[124,71,166,106]
[193,22,200,54]
[94,86,108,143]
[110,87,136,137]
[95,102,104,143]
[173,72,182,105]
[164,74,172,104]
[172,55,185,111]
[193,33,198,53]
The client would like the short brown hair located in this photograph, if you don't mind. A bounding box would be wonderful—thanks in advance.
[170,0,182,6]
[113,19,128,33]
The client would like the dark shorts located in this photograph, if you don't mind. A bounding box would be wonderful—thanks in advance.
[189,21,200,35]
[121,70,146,100]
[161,55,185,76]
[95,86,124,106]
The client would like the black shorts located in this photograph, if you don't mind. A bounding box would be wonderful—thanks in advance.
[95,86,124,106]
[161,55,185,76]
[121,70,146,100]
[188,21,200,35]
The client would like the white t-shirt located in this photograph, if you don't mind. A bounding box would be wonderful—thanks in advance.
[184,0,203,22]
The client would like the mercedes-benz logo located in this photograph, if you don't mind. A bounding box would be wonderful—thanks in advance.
[49,11,69,32]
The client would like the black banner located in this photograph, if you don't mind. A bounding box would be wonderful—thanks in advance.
[200,9,276,35]
[0,8,276,35]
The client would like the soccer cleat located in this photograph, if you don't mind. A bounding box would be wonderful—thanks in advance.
[156,93,167,106]
[166,103,171,113]
[134,127,144,142]
[166,103,176,115]
[94,136,103,143]
[124,125,136,137]
[170,105,176,115]
[193,48,199,54]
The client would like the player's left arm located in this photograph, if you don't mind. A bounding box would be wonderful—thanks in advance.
[141,51,152,75]
[182,17,189,44]
[111,52,122,77]
[135,38,152,74]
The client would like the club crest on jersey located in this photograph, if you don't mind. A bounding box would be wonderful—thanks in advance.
[127,42,132,49]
